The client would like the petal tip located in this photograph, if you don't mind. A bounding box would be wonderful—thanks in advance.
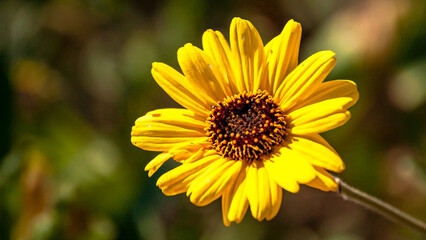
[337,162,346,172]
[323,50,336,58]
[286,19,301,28]
[231,16,243,23]
[231,17,253,29]
[156,178,162,186]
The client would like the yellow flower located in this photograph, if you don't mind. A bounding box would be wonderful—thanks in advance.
[131,17,358,226]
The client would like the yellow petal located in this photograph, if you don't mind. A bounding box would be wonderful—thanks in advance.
[202,29,238,94]
[275,51,336,111]
[131,108,206,151]
[221,184,233,227]
[305,166,338,192]
[188,158,243,206]
[185,149,218,163]
[289,134,345,172]
[266,19,302,94]
[152,63,209,116]
[229,17,266,92]
[145,152,172,177]
[290,80,359,112]
[264,159,300,193]
[157,154,220,196]
[268,145,317,184]
[228,163,249,223]
[246,161,273,221]
[289,98,352,134]
[264,36,278,60]
[266,173,282,221]
[168,140,211,162]
[132,109,205,136]
[132,136,206,152]
[178,43,231,103]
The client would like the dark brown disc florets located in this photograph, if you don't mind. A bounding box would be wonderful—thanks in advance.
[205,90,288,162]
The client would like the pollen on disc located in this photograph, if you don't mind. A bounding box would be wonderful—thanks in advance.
[205,90,287,162]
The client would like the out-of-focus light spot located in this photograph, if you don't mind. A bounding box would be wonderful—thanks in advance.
[12,147,54,240]
[384,146,426,196]
[11,60,62,101]
[82,39,122,103]
[307,0,409,71]
[121,29,158,83]
[90,216,116,240]
[388,61,426,111]
[42,1,97,41]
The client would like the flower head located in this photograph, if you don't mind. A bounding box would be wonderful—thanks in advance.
[131,17,358,226]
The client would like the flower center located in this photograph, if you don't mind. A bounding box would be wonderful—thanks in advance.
[205,90,288,162]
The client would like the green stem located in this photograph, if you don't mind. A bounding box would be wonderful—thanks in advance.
[335,177,426,234]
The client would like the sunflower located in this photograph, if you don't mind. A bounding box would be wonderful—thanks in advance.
[131,17,358,226]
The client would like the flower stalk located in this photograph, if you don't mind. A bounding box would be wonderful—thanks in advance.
[335,177,426,234]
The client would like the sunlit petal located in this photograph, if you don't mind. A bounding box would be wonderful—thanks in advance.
[144,152,172,177]
[230,17,266,92]
[265,19,302,94]
[152,63,210,116]
[188,159,243,206]
[227,164,250,223]
[276,51,336,111]
[306,166,338,192]
[157,154,220,196]
[202,29,238,94]
[178,43,231,103]
[289,98,352,134]
[289,134,345,172]
[131,108,206,151]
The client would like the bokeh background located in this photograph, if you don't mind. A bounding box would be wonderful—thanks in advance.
[1,0,425,239]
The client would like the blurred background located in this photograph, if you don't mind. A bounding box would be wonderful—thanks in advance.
[0,0,425,239]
